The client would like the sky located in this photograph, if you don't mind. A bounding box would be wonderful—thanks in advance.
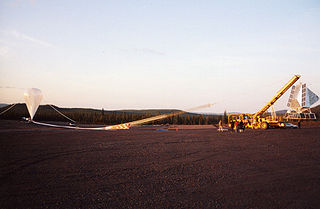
[0,0,319,113]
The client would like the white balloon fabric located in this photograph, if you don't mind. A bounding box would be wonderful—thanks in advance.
[24,88,43,120]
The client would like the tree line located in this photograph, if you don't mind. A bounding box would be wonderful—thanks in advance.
[0,104,226,125]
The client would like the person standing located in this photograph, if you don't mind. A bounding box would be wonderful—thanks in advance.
[235,121,238,132]
[230,121,234,132]
[218,120,223,132]
[239,120,244,132]
[298,120,301,129]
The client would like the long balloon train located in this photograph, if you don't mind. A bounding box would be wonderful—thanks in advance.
[24,88,213,130]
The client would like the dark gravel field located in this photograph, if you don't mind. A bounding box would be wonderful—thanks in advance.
[1,120,320,208]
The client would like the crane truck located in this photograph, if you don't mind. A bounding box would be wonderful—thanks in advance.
[228,75,301,130]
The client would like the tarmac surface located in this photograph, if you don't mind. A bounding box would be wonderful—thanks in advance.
[1,120,320,208]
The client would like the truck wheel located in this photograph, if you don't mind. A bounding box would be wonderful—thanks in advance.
[261,122,268,130]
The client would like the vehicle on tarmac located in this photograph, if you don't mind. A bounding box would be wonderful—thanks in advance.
[283,122,298,129]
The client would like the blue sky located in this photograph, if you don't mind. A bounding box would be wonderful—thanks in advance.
[0,0,319,113]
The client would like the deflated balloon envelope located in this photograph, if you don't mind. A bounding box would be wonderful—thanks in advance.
[24,88,43,120]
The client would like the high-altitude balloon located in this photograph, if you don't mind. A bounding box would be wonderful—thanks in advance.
[24,88,43,120]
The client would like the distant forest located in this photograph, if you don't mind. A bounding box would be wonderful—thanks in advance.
[2,104,319,125]
[0,104,226,125]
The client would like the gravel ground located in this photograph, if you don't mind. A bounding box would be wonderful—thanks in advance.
[1,120,320,208]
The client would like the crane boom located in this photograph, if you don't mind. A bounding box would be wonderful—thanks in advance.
[253,75,300,118]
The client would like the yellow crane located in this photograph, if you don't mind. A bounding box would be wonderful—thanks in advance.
[228,75,301,130]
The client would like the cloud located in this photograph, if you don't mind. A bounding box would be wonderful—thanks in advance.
[0,86,24,90]
[3,30,54,48]
[9,0,37,7]
[303,7,320,17]
[0,46,9,57]
[133,48,165,56]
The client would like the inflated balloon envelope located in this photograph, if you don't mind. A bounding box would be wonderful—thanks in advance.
[24,88,43,120]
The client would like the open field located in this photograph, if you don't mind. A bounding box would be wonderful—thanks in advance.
[1,120,320,208]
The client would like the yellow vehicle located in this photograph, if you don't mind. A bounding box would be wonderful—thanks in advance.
[228,75,301,130]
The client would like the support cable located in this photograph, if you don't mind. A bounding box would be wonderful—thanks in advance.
[49,104,76,123]
[0,103,17,116]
